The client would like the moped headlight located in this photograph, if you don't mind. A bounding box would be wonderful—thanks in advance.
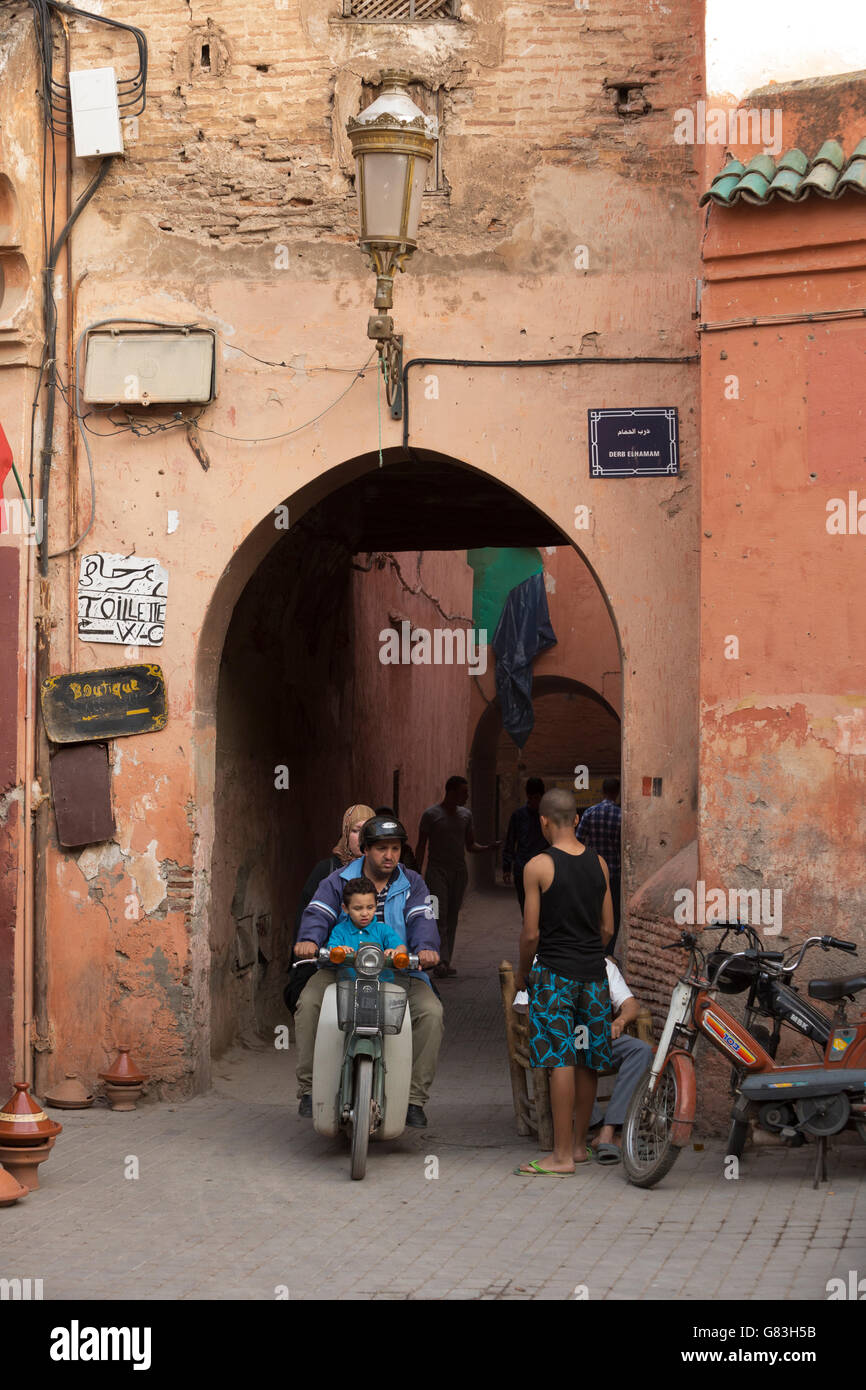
[355,944,384,977]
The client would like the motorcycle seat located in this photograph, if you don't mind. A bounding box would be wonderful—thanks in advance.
[740,1067,866,1102]
[808,974,866,1002]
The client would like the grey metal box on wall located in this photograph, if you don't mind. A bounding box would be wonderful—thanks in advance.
[82,329,217,405]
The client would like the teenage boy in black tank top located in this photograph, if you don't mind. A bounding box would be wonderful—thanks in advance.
[513,787,614,1177]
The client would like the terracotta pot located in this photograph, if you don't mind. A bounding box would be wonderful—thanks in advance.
[0,1163,29,1205]
[103,1080,144,1112]
[44,1074,94,1110]
[0,1137,56,1191]
[99,1047,148,1086]
[0,1082,63,1145]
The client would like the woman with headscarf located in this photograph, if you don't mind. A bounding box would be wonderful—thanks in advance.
[292,803,376,943]
[284,805,376,1015]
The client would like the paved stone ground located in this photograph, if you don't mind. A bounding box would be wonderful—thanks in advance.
[5,888,866,1301]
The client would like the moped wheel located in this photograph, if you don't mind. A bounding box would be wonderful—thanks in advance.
[350,1056,373,1181]
[622,1063,684,1188]
[726,1116,749,1160]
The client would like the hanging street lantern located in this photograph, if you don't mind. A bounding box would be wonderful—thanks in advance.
[347,71,438,412]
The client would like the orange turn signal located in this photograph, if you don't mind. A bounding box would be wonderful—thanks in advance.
[329,946,348,964]
[392,951,409,971]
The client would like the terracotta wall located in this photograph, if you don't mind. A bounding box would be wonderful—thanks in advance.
[700,78,866,965]
[351,550,474,853]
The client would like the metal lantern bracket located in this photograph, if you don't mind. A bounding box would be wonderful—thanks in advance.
[368,314,403,418]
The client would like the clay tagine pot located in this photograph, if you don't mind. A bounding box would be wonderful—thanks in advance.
[0,1082,63,1145]
[44,1073,94,1110]
[99,1046,148,1086]
[99,1047,148,1111]
[0,1163,29,1206]
[102,1081,144,1112]
[0,1137,56,1192]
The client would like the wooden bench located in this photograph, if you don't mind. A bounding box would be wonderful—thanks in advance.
[498,960,654,1149]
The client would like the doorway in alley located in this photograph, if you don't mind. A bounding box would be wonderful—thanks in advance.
[204,448,622,1056]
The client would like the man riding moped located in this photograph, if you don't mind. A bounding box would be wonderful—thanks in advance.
[293,815,443,1127]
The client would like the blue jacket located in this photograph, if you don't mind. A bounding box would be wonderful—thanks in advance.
[298,857,440,985]
[326,913,405,982]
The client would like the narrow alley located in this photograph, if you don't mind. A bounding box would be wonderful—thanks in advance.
[7,889,865,1302]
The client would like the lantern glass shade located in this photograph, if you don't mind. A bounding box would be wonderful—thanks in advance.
[358,150,429,244]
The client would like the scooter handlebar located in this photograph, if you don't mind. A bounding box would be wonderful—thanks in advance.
[824,936,857,953]
[316,945,421,971]
[391,952,421,972]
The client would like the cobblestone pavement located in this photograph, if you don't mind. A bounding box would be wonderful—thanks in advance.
[6,889,866,1301]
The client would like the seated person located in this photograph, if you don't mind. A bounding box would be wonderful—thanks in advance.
[325,876,407,982]
[588,955,653,1164]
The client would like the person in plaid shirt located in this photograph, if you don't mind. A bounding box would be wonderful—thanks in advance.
[576,778,621,947]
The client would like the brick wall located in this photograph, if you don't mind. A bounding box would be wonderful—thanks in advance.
[52,0,703,258]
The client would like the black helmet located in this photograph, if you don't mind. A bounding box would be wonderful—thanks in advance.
[359,815,408,850]
[706,950,757,995]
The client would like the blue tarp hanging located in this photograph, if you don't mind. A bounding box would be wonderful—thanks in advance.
[491,571,557,748]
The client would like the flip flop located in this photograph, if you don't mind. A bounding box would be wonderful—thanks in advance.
[594,1143,623,1165]
[512,1160,574,1178]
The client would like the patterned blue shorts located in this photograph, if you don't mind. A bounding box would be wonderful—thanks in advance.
[527,965,612,1071]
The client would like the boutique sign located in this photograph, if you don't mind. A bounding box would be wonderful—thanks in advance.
[588,407,679,478]
[40,664,167,742]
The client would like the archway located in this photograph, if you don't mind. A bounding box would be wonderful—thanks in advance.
[469,677,622,891]
[194,448,624,1058]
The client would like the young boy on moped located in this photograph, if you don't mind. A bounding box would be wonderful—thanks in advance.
[324,877,407,980]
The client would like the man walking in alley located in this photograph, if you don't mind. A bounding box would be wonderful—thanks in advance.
[513,787,614,1177]
[503,777,547,913]
[416,775,500,977]
[576,777,622,949]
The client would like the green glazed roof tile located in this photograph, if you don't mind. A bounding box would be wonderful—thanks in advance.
[769,166,805,199]
[837,158,866,195]
[799,160,842,196]
[812,139,845,170]
[700,137,866,208]
[698,172,743,206]
[737,170,773,202]
[742,153,777,182]
[775,148,809,175]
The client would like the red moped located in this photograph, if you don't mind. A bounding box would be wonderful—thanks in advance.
[622,928,866,1188]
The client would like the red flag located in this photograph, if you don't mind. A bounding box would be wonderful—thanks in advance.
[0,420,13,534]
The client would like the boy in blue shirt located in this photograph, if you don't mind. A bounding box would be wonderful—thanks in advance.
[325,877,407,981]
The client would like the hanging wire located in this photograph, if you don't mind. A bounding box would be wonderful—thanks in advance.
[377,353,384,468]
[197,351,376,444]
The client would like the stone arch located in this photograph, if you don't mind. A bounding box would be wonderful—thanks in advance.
[468,676,622,889]
[192,445,624,1063]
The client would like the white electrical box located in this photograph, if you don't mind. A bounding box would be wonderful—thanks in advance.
[69,68,125,158]
[83,330,217,406]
